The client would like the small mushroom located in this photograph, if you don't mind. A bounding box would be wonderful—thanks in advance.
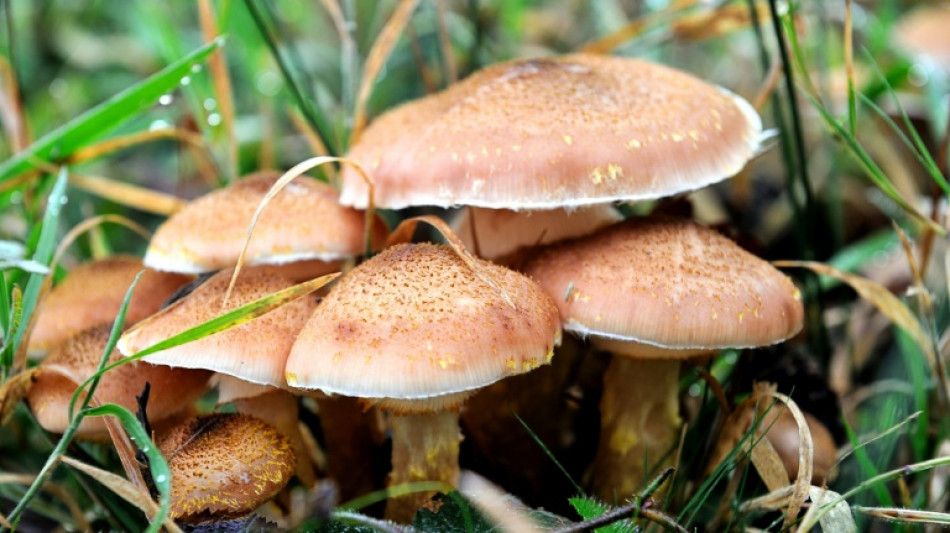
[144,171,387,276]
[28,255,190,356]
[157,413,295,522]
[27,325,211,439]
[285,243,561,522]
[761,407,837,485]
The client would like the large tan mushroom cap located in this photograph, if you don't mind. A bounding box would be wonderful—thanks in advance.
[340,54,761,209]
[29,256,190,354]
[454,205,622,261]
[894,4,950,73]
[158,413,295,521]
[145,171,388,273]
[118,268,318,388]
[522,217,803,355]
[27,325,211,438]
[286,243,562,409]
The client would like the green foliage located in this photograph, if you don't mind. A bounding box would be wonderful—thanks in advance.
[412,493,494,533]
[568,496,637,533]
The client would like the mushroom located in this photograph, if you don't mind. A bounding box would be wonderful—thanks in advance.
[339,54,761,210]
[761,407,837,485]
[285,243,562,522]
[28,255,190,356]
[144,170,387,278]
[27,325,211,439]
[117,268,321,485]
[522,217,803,499]
[157,412,295,522]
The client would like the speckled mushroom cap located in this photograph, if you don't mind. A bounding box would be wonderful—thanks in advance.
[454,205,622,261]
[339,53,761,210]
[522,217,803,357]
[27,325,211,438]
[28,256,190,355]
[894,4,950,73]
[285,243,562,412]
[117,268,318,388]
[145,171,388,274]
[158,413,295,522]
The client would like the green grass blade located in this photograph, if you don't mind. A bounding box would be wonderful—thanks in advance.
[511,409,583,495]
[0,40,222,183]
[3,168,67,370]
[83,403,171,533]
[820,230,899,290]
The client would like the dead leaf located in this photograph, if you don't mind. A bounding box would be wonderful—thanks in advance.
[0,368,39,426]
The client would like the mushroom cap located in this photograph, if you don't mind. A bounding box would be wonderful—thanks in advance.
[158,413,295,521]
[521,217,803,356]
[145,171,388,274]
[117,268,318,388]
[763,408,837,485]
[454,205,622,261]
[285,243,562,412]
[894,4,950,73]
[339,53,761,210]
[28,256,190,355]
[27,325,211,438]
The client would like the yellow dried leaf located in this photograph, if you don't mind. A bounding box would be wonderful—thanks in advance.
[0,368,39,427]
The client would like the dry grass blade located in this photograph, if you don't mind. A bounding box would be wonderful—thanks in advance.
[60,456,184,533]
[0,472,89,530]
[0,509,10,529]
[0,367,39,427]
[458,471,542,533]
[223,156,373,305]
[670,2,769,42]
[0,54,29,151]
[802,487,856,533]
[775,260,944,400]
[198,0,237,181]
[434,0,456,85]
[740,485,795,514]
[289,110,337,183]
[65,128,211,167]
[386,215,515,308]
[853,506,950,525]
[69,173,186,215]
[350,0,421,144]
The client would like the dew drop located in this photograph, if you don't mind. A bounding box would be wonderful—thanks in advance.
[158,94,173,106]
[155,474,167,483]
[180,76,191,86]
[149,119,172,131]
[203,98,217,111]
[688,382,702,397]
[191,64,202,74]
[207,113,222,127]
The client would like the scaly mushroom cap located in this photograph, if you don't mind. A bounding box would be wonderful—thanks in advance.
[118,268,318,388]
[894,4,950,73]
[286,243,562,412]
[340,53,761,209]
[145,171,387,274]
[158,413,296,521]
[27,325,211,438]
[29,256,190,354]
[454,205,622,261]
[522,217,803,357]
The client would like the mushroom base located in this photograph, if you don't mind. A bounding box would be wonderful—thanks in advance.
[589,357,681,501]
[385,410,461,523]
[316,395,381,501]
[232,390,316,487]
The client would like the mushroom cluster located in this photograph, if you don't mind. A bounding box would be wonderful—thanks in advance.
[29,51,817,527]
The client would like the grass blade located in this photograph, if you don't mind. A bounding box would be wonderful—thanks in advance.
[0,40,221,183]
[4,168,67,372]
[80,404,177,533]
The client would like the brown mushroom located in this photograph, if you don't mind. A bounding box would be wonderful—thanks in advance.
[285,243,562,522]
[157,412,295,522]
[522,217,803,499]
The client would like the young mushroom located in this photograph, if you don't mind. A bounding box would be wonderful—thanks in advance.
[285,242,562,522]
[157,412,295,522]
[27,325,211,439]
[522,217,803,500]
[28,255,190,357]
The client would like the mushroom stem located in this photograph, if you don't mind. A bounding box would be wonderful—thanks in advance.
[589,357,681,501]
[385,410,461,523]
[315,396,381,501]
